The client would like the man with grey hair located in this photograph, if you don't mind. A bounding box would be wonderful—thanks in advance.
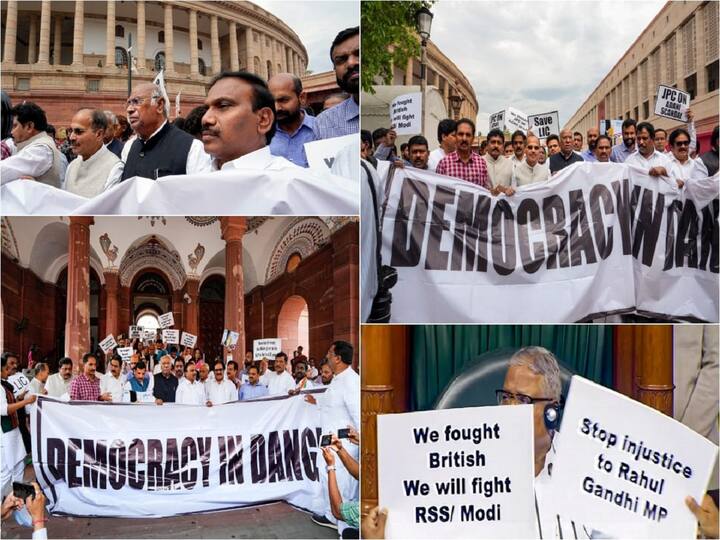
[102,110,123,158]
[120,82,211,181]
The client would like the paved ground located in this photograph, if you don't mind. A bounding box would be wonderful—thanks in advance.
[1,466,337,539]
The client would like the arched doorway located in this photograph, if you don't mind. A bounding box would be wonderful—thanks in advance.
[131,271,171,325]
[54,267,102,361]
[277,295,309,358]
[199,275,225,361]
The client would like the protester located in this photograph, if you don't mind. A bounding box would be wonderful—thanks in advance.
[117,113,131,142]
[181,105,208,140]
[100,355,124,402]
[580,127,599,162]
[103,110,123,158]
[124,360,153,396]
[198,361,210,383]
[173,357,184,378]
[324,92,350,111]
[537,146,547,165]
[315,359,334,386]
[226,360,241,390]
[1,101,66,187]
[435,118,490,188]
[549,129,584,174]
[321,431,360,535]
[546,134,561,156]
[64,108,123,197]
[264,352,295,396]
[175,360,209,405]
[503,141,513,158]
[407,135,429,169]
[594,134,613,162]
[360,130,377,167]
[700,125,718,176]
[573,131,583,152]
[28,363,48,396]
[610,118,636,163]
[121,82,212,180]
[482,128,513,189]
[510,130,526,164]
[1,91,14,159]
[238,365,269,401]
[290,359,315,393]
[513,134,550,186]
[654,127,668,153]
[69,353,112,401]
[428,119,457,172]
[624,122,671,177]
[45,357,73,398]
[205,360,237,404]
[153,354,178,404]
[313,27,359,139]
[268,73,316,167]
[666,127,709,186]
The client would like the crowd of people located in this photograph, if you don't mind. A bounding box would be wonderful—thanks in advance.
[0,26,359,198]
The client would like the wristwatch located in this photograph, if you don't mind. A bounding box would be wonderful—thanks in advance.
[326,465,336,472]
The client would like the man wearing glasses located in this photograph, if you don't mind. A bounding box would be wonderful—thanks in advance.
[666,128,709,188]
[312,27,359,140]
[512,134,550,188]
[120,82,212,181]
[205,360,237,405]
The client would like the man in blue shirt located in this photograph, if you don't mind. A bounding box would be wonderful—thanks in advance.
[238,365,268,401]
[610,118,637,163]
[313,27,359,140]
[580,127,599,162]
[268,73,316,167]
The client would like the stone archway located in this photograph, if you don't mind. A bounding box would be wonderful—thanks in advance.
[277,295,309,358]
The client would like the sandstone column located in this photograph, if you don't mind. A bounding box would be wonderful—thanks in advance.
[65,217,94,371]
[37,0,51,64]
[286,47,292,75]
[210,14,220,74]
[28,15,38,64]
[245,27,254,74]
[163,2,174,73]
[292,52,298,76]
[221,217,247,360]
[71,0,84,66]
[3,0,17,64]
[228,21,239,71]
[189,9,199,76]
[52,14,62,65]
[105,0,115,67]
[183,278,200,337]
[136,0,146,73]
[103,270,119,339]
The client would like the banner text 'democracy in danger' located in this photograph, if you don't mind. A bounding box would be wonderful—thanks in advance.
[380,163,718,322]
[31,393,325,517]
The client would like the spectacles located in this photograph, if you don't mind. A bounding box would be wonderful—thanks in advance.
[126,96,152,107]
[674,140,690,147]
[495,389,554,406]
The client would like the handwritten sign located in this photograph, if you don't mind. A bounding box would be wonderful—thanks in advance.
[180,332,197,348]
[116,347,133,361]
[158,312,174,329]
[253,338,282,361]
[99,334,118,354]
[390,92,422,135]
[162,329,179,344]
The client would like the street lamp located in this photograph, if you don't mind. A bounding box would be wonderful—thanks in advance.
[415,6,433,137]
[449,93,464,120]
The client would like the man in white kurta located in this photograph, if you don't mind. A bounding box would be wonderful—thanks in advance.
[265,353,295,396]
[45,358,74,399]
[100,356,125,402]
[175,363,208,406]
[205,361,238,404]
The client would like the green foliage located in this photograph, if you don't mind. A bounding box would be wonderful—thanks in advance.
[361,1,434,94]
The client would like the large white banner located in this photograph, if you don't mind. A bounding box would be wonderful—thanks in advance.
[548,376,718,539]
[379,163,719,322]
[31,392,325,517]
[1,166,358,215]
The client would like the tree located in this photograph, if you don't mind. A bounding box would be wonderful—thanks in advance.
[361,1,434,94]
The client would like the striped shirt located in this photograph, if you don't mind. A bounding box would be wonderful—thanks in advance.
[312,97,359,139]
[436,151,491,188]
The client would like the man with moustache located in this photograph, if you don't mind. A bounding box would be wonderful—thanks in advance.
[482,128,513,190]
[580,127,599,162]
[407,135,430,169]
[593,135,613,162]
[153,355,178,404]
[435,118,490,188]
[100,355,125,402]
[313,27,359,139]
[64,108,122,197]
[549,129,584,175]
[513,134,549,186]
[624,122,671,177]
[666,128,709,186]
[45,357,74,398]
[428,119,457,171]
[610,118,637,163]
[268,73,316,167]
[68,353,112,402]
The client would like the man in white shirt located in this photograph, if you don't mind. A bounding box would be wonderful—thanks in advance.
[100,355,124,403]
[64,109,123,197]
[624,122,672,177]
[513,135,550,187]
[666,127,709,187]
[427,119,457,172]
[483,129,513,193]
[28,363,49,396]
[265,353,295,396]
[1,102,66,187]
[510,130,526,164]
[175,361,210,406]
[205,360,237,404]
[45,357,73,398]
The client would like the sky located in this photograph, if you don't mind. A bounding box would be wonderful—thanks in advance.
[253,0,359,74]
[428,1,666,133]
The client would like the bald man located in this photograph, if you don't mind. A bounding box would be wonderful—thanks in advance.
[121,82,211,181]
[268,73,316,167]
[580,127,599,162]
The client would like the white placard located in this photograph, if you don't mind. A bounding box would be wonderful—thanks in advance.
[548,376,718,538]
[527,110,560,140]
[162,329,179,344]
[116,347,133,361]
[129,325,142,339]
[158,312,174,328]
[180,332,198,349]
[99,334,118,354]
[654,84,690,122]
[143,328,157,341]
[378,406,536,539]
[304,134,357,170]
[505,106,529,133]
[489,110,505,131]
[222,330,239,348]
[390,92,422,135]
[8,373,31,397]
[253,338,282,361]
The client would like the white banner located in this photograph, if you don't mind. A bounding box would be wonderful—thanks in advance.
[505,107,528,133]
[548,376,718,539]
[180,332,197,349]
[254,339,282,361]
[304,134,357,171]
[377,406,536,538]
[379,164,718,322]
[31,392,326,517]
[390,92,422,135]
[162,329,179,344]
[99,334,118,354]
[158,312,174,329]
[527,111,560,140]
[654,84,690,122]
[1,166,359,216]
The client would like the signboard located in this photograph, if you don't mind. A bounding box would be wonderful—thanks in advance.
[527,111,560,140]
[129,326,142,339]
[377,406,536,538]
[222,329,239,348]
[654,84,690,122]
[143,328,157,341]
[548,376,719,539]
[505,107,528,133]
[158,312,174,328]
[489,110,505,131]
[180,332,198,349]
[116,347,134,361]
[390,92,422,135]
[304,134,357,171]
[253,338,283,361]
[99,334,118,354]
[162,329,179,344]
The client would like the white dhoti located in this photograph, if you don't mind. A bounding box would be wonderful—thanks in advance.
[1,427,26,495]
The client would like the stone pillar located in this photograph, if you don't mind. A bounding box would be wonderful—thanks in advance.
[65,217,94,371]
[229,21,239,71]
[136,0,146,73]
[37,0,51,64]
[105,0,115,67]
[270,37,277,77]
[103,270,119,339]
[52,15,62,65]
[286,47,292,75]
[257,32,266,79]
[221,217,247,360]
[2,0,17,64]
[163,2,174,73]
[332,222,359,359]
[695,10,707,98]
[183,278,200,337]
[28,15,38,64]
[245,27,254,74]
[72,0,84,66]
[210,14,220,74]
[189,9,199,76]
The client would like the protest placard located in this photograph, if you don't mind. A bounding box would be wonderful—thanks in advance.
[489,110,505,131]
[505,107,529,133]
[304,134,357,170]
[162,329,179,344]
[222,330,239,348]
[528,111,560,140]
[253,338,282,361]
[116,347,133,361]
[129,325,142,339]
[390,92,422,135]
[180,332,198,349]
[654,85,690,122]
[143,328,157,341]
[99,334,118,354]
[548,376,719,538]
[377,405,536,538]
[158,312,174,328]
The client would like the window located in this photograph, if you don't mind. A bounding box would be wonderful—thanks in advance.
[267,60,272,78]
[154,51,165,71]
[682,17,696,76]
[634,106,639,120]
[198,39,203,50]
[254,56,261,74]
[665,33,677,84]
[158,30,165,44]
[115,24,124,38]
[86,79,100,92]
[285,253,302,273]
[684,73,697,100]
[16,78,30,91]
[643,100,649,119]
[707,61,719,92]
[198,58,206,76]
[114,47,128,67]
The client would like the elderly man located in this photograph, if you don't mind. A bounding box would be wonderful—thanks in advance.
[624,122,671,177]
[580,127,599,162]
[64,109,122,197]
[103,110,123,158]
[483,128,513,190]
[121,82,212,180]
[153,354,178,404]
[264,352,295,396]
[313,27,359,139]
[69,353,112,401]
[1,102,66,187]
[205,360,237,405]
[610,118,637,163]
[513,135,550,186]
[45,357,74,398]
[268,73,316,167]
[667,128,709,186]
[594,135,613,162]
[549,129,584,175]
